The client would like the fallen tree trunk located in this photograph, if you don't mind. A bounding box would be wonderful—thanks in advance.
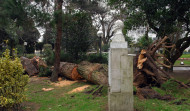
[77,61,108,86]
[31,56,47,70]
[59,62,83,80]
[20,57,38,76]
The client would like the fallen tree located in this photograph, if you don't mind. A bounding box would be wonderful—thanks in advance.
[59,62,83,80]
[21,56,47,76]
[77,61,108,86]
[134,36,189,89]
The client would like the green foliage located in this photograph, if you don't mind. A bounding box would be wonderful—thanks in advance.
[36,42,44,51]
[0,49,29,109]
[60,50,73,63]
[60,50,87,63]
[43,44,54,65]
[15,45,24,55]
[137,35,153,49]
[87,53,108,64]
[38,66,52,77]
[25,54,35,59]
[125,35,134,47]
[161,79,179,94]
[62,12,93,61]
[102,44,109,52]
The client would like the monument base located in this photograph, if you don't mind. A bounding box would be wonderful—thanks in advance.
[108,92,133,111]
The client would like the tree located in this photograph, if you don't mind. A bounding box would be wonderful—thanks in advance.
[110,0,190,72]
[0,0,40,54]
[70,0,120,45]
[137,35,153,50]
[62,12,92,61]
[50,0,63,82]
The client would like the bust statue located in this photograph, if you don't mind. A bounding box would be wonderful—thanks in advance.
[111,20,125,42]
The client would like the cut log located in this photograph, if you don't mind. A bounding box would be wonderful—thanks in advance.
[77,61,108,86]
[31,56,47,70]
[31,56,47,69]
[20,57,38,76]
[59,62,83,80]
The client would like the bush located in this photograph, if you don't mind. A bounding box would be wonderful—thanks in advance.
[15,45,24,55]
[43,44,54,65]
[0,49,29,110]
[60,50,87,63]
[25,54,36,59]
[87,53,108,64]
[102,44,109,52]
[38,66,52,77]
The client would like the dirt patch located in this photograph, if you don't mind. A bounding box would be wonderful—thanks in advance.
[29,76,49,84]
[67,85,90,94]
[21,102,40,111]
[51,80,78,87]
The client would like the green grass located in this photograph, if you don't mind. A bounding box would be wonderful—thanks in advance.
[180,54,190,58]
[174,60,190,66]
[134,88,190,111]
[25,77,190,111]
[25,78,107,111]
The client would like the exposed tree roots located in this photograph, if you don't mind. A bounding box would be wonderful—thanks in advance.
[134,36,189,99]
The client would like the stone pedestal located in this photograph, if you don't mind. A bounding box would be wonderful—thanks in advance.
[108,42,133,111]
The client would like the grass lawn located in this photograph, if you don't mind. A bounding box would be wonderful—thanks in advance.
[24,76,190,111]
[134,87,190,111]
[24,77,108,111]
[174,60,190,66]
[180,54,190,58]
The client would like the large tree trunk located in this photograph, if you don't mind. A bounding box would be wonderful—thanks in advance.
[51,0,63,82]
[59,62,83,80]
[77,61,108,86]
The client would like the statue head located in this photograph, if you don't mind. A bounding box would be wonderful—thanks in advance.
[111,20,125,42]
[113,20,124,33]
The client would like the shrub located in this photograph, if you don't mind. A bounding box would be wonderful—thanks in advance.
[15,45,24,55]
[60,50,73,62]
[0,49,29,110]
[43,44,54,65]
[38,66,52,77]
[87,53,108,64]
[102,44,109,52]
[25,54,36,59]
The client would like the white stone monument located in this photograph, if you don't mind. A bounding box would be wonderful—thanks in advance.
[108,20,133,111]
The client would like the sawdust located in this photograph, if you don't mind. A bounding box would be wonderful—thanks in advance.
[42,88,54,91]
[67,85,90,94]
[51,80,78,87]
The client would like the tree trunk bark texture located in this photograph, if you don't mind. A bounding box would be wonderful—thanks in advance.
[77,61,108,86]
[51,0,63,82]
[59,62,83,80]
